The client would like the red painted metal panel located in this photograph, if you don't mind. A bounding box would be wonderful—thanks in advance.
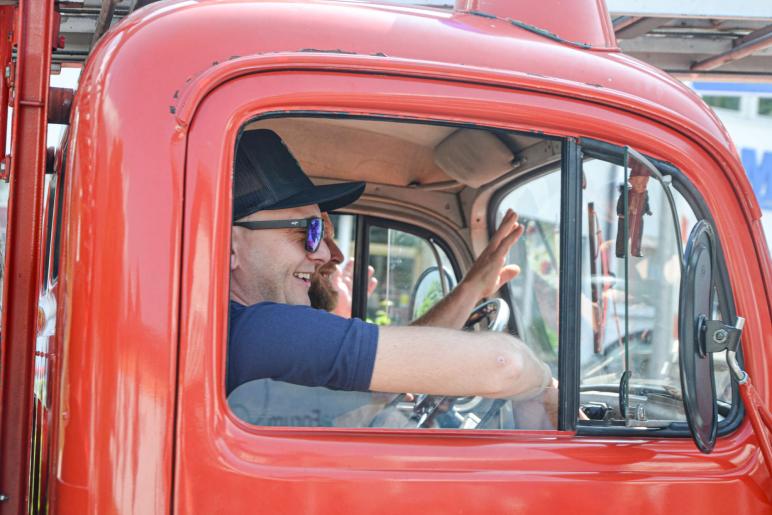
[454,0,617,49]
[124,0,763,223]
[49,4,184,511]
[0,1,54,513]
[174,70,771,513]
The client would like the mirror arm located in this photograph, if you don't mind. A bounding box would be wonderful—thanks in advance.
[727,349,747,385]
[699,316,744,357]
[696,315,746,382]
[717,317,747,384]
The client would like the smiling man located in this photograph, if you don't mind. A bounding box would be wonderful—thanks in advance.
[228,129,553,403]
[307,213,379,317]
[306,213,351,315]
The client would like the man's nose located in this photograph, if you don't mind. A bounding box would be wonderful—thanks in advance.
[309,238,331,264]
[326,236,344,265]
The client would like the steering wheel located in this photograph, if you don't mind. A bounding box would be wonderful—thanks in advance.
[463,298,510,332]
[398,299,512,429]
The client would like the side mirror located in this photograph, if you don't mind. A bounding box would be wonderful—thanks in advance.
[409,266,456,320]
[678,221,743,453]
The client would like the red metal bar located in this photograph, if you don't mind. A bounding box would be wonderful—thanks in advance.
[612,16,642,32]
[0,0,55,513]
[0,2,12,467]
[739,378,772,479]
[453,0,617,49]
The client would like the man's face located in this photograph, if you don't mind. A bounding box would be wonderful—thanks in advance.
[309,213,344,311]
[230,204,331,306]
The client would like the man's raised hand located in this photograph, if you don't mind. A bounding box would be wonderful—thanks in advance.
[463,209,524,300]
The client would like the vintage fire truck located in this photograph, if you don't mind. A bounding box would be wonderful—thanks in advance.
[0,0,770,513]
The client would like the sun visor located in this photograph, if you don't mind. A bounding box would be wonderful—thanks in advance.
[434,129,515,189]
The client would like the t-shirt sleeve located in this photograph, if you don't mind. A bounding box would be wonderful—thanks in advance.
[227,302,379,394]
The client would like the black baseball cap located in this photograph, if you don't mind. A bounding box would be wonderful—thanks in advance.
[233,129,365,221]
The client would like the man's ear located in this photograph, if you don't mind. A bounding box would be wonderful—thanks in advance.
[230,238,239,271]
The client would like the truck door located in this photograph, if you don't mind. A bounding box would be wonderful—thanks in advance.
[175,65,771,513]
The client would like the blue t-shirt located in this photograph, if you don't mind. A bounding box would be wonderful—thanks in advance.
[227,301,379,394]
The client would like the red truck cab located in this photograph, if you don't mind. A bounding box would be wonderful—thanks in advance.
[1,0,770,513]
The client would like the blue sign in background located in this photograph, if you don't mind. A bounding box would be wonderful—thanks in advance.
[742,148,772,209]
[692,83,772,211]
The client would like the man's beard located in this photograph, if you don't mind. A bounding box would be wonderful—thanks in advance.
[309,266,339,312]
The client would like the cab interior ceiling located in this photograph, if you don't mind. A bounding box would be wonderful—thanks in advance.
[245,117,551,192]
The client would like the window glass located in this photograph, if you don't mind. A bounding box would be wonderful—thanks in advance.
[702,95,741,111]
[497,171,561,375]
[308,213,356,317]
[52,148,67,282]
[330,213,355,262]
[666,188,732,408]
[497,147,732,429]
[580,155,688,422]
[579,152,733,424]
[30,175,60,515]
[366,225,455,326]
[759,98,772,117]
[42,177,57,290]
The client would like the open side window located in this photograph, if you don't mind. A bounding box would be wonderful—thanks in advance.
[226,116,565,431]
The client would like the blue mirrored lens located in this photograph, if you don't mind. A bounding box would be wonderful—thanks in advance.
[306,217,323,252]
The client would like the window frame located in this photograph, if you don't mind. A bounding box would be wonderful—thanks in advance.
[557,138,582,432]
[223,109,570,436]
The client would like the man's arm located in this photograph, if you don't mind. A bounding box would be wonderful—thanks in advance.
[411,209,523,329]
[369,325,551,399]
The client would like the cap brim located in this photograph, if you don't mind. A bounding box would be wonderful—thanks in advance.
[268,181,366,212]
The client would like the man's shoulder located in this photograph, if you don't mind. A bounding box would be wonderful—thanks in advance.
[229,301,358,327]
[227,300,380,393]
[230,300,324,316]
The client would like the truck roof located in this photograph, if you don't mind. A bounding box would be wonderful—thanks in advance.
[83,0,734,154]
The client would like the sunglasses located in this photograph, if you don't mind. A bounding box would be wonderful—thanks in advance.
[233,216,325,253]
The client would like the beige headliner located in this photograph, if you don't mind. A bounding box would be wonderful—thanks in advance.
[243,116,559,263]
[247,117,457,187]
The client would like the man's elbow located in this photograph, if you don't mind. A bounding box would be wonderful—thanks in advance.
[480,346,545,399]
[478,349,522,398]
